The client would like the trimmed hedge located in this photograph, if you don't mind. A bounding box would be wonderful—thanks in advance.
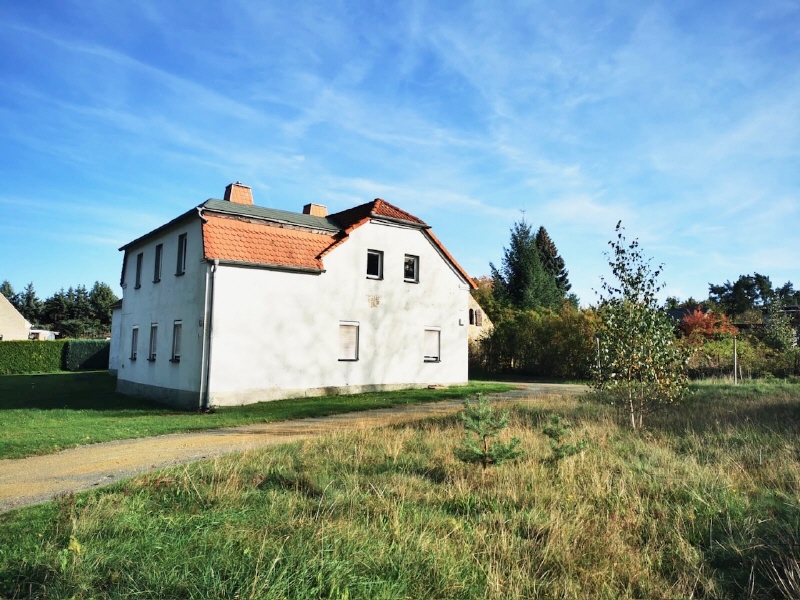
[0,339,110,375]
[0,340,67,375]
[63,339,110,371]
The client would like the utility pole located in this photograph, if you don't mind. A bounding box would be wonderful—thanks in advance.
[733,335,738,385]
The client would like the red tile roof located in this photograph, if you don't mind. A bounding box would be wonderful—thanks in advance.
[202,215,336,271]
[330,198,427,229]
[178,198,474,288]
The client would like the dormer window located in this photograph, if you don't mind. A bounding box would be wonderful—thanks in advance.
[367,250,383,279]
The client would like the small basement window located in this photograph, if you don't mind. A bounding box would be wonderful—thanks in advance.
[404,255,419,283]
[367,250,383,279]
[339,322,359,361]
[424,328,440,362]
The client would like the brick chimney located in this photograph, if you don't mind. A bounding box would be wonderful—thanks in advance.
[303,203,328,217]
[224,182,253,205]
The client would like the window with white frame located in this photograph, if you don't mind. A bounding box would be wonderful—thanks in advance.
[423,328,440,362]
[130,326,139,360]
[170,320,182,362]
[135,252,143,289]
[366,250,383,279]
[339,322,359,361]
[404,254,419,283]
[153,244,163,282]
[176,233,187,275]
[148,323,158,361]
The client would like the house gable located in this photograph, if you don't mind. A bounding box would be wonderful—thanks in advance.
[0,294,31,341]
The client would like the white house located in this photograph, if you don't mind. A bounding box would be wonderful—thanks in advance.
[112,183,477,409]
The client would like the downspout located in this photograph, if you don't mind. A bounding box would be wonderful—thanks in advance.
[200,259,218,410]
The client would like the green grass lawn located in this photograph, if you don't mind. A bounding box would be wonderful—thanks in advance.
[1,380,799,599]
[0,372,514,459]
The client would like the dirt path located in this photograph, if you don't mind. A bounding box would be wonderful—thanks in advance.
[0,383,586,513]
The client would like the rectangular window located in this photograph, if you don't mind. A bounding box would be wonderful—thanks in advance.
[170,321,182,362]
[366,250,383,279]
[176,233,187,275]
[404,254,419,283]
[134,252,143,289]
[339,322,359,361]
[153,244,163,282]
[424,328,440,362]
[148,324,158,361]
[130,327,138,360]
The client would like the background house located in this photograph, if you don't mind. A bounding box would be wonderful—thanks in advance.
[0,294,31,341]
[113,183,476,409]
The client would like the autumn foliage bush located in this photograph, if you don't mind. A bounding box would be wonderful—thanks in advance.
[680,308,738,342]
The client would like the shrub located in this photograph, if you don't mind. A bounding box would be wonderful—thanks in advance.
[63,339,110,371]
[0,340,66,374]
[474,305,598,379]
[542,414,587,462]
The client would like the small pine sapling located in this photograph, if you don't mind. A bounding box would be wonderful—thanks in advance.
[454,394,523,469]
[542,414,587,462]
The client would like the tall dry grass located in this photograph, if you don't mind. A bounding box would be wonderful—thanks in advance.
[2,383,799,599]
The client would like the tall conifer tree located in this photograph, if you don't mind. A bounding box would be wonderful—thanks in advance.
[490,221,561,311]
[535,226,571,296]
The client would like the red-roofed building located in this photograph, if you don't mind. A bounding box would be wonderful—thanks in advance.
[111,183,476,408]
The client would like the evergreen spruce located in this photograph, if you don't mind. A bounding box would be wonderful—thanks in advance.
[490,221,562,311]
[535,226,571,296]
[454,395,523,469]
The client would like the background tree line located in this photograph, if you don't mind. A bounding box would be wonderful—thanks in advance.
[0,280,118,338]
[471,221,800,381]
[664,273,800,379]
[470,219,599,379]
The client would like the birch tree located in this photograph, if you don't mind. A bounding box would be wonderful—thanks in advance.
[592,222,689,429]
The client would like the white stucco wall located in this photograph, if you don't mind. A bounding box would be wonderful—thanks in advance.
[207,219,471,405]
[108,306,122,374]
[115,218,207,407]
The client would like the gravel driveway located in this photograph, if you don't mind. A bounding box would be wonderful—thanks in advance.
[0,383,586,513]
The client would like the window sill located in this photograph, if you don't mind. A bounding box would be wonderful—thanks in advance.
[175,271,185,277]
[153,279,161,284]
[366,275,382,280]
[424,358,440,363]
[404,279,419,284]
[130,357,137,361]
[169,358,180,363]
[134,285,141,290]
[147,358,156,362]
[338,358,359,362]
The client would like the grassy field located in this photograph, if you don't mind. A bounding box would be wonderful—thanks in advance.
[0,372,514,459]
[1,381,799,599]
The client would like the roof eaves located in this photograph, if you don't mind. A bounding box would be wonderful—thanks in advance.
[119,207,199,252]
[368,213,430,229]
[210,258,324,275]
[423,229,477,290]
[201,199,341,233]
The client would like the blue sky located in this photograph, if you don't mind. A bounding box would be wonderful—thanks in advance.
[1,1,798,305]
